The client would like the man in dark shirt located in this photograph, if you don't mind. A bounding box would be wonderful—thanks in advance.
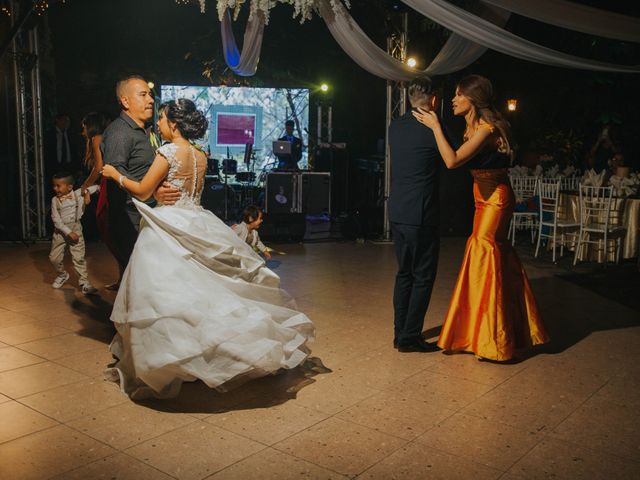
[101,75,179,277]
[275,119,302,170]
[388,77,441,353]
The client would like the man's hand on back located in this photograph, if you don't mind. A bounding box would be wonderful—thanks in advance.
[154,181,181,205]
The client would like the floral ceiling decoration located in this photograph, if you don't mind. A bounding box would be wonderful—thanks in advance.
[177,0,350,24]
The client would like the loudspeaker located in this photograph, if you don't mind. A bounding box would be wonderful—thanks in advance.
[314,147,349,213]
[300,172,331,214]
[201,179,224,217]
[265,172,298,214]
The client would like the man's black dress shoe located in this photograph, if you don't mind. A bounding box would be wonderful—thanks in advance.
[397,339,440,353]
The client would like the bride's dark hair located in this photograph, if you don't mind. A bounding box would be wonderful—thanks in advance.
[159,98,208,140]
[457,75,512,152]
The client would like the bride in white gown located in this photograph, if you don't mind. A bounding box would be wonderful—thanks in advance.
[101,99,314,399]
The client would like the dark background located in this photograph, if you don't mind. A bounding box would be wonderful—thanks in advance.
[1,0,639,239]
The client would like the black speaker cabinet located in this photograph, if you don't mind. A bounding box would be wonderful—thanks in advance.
[300,172,331,214]
[314,147,349,213]
[265,172,298,214]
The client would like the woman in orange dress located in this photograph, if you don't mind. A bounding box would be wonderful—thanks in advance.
[413,75,549,361]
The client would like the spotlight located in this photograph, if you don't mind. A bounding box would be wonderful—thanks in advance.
[320,83,329,93]
[148,81,155,90]
[507,99,517,112]
[406,57,417,68]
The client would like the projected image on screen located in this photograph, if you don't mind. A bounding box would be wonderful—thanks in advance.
[161,85,309,170]
[216,113,255,146]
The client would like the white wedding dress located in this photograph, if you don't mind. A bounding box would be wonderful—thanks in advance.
[107,143,315,399]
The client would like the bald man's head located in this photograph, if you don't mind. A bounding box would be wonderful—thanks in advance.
[116,75,147,104]
[115,75,154,126]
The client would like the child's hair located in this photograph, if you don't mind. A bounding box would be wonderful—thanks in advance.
[53,172,74,186]
[243,205,263,223]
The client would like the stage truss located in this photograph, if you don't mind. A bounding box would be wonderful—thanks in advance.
[383,11,408,241]
[9,0,46,240]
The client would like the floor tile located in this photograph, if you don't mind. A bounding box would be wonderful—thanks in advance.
[0,361,87,398]
[17,333,105,360]
[416,413,544,471]
[0,346,45,372]
[357,440,504,480]
[550,394,640,461]
[0,425,115,480]
[49,452,175,480]
[55,347,115,377]
[509,437,640,479]
[337,390,456,440]
[389,369,494,411]
[291,372,382,415]
[20,378,128,422]
[206,400,329,445]
[207,447,347,479]
[68,401,198,450]
[274,417,407,477]
[125,421,265,480]
[0,401,58,444]
[0,322,69,345]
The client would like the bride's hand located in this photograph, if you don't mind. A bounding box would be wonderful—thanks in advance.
[101,164,118,180]
[412,107,440,130]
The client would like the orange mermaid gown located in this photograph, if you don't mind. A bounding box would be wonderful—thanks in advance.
[437,168,549,361]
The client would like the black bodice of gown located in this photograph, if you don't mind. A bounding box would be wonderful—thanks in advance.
[466,148,511,170]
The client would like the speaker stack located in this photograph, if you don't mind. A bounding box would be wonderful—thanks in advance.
[261,172,331,241]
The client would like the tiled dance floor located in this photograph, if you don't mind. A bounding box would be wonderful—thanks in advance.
[0,239,638,479]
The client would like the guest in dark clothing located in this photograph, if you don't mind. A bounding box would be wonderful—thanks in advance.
[100,75,180,284]
[276,120,303,170]
[388,78,441,353]
[44,114,77,187]
[588,125,621,173]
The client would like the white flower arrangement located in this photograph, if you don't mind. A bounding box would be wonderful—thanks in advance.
[581,169,607,188]
[508,163,581,180]
[213,0,350,24]
[508,165,530,177]
[533,165,544,177]
[609,172,639,197]
[562,165,577,178]
[545,164,560,179]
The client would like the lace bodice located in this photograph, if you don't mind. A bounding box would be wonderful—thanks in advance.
[157,143,207,209]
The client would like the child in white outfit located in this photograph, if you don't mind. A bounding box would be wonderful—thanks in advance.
[232,205,272,260]
[49,172,99,294]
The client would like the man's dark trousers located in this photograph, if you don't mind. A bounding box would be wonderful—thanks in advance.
[392,222,439,347]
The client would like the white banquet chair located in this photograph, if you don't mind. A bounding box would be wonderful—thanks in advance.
[573,185,627,266]
[508,175,539,246]
[534,179,580,263]
[560,176,580,192]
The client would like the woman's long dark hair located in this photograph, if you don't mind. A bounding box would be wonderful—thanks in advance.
[457,75,513,153]
[82,112,110,168]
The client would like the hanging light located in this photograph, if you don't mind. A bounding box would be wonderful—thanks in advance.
[507,99,518,112]
[320,83,329,93]
[406,57,417,68]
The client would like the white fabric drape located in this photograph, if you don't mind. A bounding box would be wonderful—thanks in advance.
[402,0,640,73]
[221,9,265,76]
[318,0,509,80]
[481,0,640,43]
[426,2,510,75]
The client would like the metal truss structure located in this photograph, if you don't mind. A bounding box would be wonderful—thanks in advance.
[7,0,46,240]
[382,12,408,241]
[316,103,333,144]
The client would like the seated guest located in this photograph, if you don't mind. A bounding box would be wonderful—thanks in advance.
[275,120,302,170]
[232,205,272,260]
